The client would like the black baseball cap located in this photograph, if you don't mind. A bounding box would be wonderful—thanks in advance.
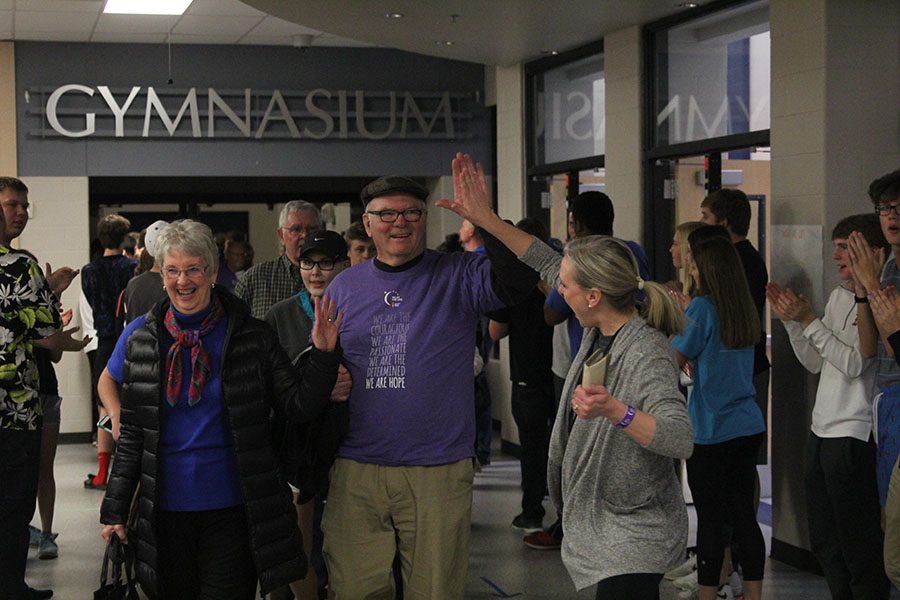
[298,230,348,260]
[360,176,429,206]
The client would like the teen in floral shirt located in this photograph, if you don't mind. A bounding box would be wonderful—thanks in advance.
[0,246,62,431]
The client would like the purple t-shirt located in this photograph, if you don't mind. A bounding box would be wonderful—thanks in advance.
[326,250,502,466]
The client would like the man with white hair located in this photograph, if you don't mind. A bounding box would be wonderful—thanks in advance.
[122,220,169,324]
[236,200,322,319]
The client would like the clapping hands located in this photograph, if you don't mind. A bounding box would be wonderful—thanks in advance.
[870,286,900,337]
[766,282,816,326]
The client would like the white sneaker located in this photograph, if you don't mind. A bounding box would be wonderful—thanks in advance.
[679,582,731,600]
[673,570,698,591]
[728,570,744,598]
[677,588,699,600]
[665,554,697,580]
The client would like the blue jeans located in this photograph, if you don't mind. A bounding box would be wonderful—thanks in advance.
[877,385,900,506]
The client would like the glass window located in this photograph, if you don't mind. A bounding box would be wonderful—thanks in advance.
[653,1,769,146]
[532,53,605,166]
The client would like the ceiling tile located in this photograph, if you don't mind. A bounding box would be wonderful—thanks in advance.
[15,30,91,41]
[247,15,317,37]
[185,0,264,18]
[237,36,286,46]
[90,31,167,43]
[0,0,12,10]
[15,10,98,32]
[172,14,263,36]
[317,34,372,48]
[0,11,12,30]
[94,13,178,34]
[168,32,242,44]
[16,0,102,12]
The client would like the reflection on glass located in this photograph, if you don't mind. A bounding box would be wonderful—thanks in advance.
[654,0,770,146]
[533,54,605,165]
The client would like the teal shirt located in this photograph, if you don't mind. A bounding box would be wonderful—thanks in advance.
[672,296,765,444]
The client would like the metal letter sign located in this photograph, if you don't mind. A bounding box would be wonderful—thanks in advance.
[34,85,476,141]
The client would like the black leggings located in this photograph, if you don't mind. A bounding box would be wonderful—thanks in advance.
[156,505,258,600]
[594,573,662,599]
[687,433,766,586]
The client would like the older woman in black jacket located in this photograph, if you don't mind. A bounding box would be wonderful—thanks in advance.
[98,219,347,600]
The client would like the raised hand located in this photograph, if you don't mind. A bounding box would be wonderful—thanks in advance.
[870,286,900,337]
[435,152,495,227]
[847,231,884,295]
[45,263,79,296]
[311,295,342,352]
[669,288,692,311]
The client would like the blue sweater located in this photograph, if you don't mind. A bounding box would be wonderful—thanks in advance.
[108,304,242,511]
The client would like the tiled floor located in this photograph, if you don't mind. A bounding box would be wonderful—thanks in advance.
[22,442,898,599]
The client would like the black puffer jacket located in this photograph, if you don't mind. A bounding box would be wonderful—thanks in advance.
[100,289,341,596]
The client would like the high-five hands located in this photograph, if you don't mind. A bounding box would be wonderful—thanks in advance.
[435,152,495,227]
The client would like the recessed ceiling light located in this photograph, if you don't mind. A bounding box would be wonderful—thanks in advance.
[436,41,454,46]
[678,2,699,7]
[541,50,559,55]
[104,0,193,15]
[385,12,403,19]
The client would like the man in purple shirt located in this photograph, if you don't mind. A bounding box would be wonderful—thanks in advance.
[322,169,537,599]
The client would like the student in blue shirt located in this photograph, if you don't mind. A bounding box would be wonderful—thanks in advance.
[672,234,766,600]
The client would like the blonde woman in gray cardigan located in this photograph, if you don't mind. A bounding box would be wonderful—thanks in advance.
[438,153,694,599]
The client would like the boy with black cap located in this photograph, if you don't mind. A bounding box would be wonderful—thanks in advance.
[266,230,350,362]
[265,229,350,600]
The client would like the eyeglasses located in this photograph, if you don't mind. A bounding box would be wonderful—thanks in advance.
[366,208,424,223]
[876,203,900,217]
[163,266,207,280]
[282,225,319,237]
[299,258,337,271]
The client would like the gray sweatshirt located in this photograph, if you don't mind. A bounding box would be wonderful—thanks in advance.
[520,238,694,590]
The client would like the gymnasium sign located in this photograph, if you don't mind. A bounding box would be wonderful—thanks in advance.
[28,85,475,140]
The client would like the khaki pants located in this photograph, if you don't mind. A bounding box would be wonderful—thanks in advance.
[885,453,900,588]
[322,458,474,600]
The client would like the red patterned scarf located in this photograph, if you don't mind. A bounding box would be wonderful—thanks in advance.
[163,296,225,407]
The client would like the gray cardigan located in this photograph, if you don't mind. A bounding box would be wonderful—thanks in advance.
[520,239,694,590]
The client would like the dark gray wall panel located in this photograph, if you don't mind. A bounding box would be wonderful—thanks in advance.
[16,42,489,177]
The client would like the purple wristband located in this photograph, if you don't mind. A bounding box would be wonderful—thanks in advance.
[615,405,636,429]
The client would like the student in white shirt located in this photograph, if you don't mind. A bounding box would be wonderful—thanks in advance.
[767,213,891,599]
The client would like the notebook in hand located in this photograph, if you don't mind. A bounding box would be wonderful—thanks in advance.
[581,348,609,387]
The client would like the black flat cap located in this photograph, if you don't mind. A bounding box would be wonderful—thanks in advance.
[360,176,429,205]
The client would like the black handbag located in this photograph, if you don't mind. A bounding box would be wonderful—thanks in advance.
[95,483,141,600]
[93,535,139,600]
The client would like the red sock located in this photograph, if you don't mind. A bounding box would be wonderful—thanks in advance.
[93,451,111,486]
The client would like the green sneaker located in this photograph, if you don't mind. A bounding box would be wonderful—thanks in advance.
[28,525,42,546]
[38,532,58,560]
